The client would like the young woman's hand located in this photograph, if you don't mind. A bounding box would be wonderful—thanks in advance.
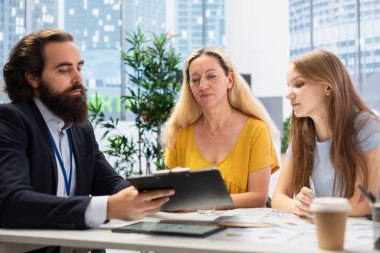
[292,186,314,216]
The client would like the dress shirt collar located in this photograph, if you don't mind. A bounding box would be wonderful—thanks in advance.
[33,97,72,131]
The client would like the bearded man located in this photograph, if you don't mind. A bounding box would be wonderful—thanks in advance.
[0,28,174,231]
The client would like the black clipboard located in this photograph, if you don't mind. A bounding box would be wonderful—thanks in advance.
[127,167,233,211]
[112,221,225,238]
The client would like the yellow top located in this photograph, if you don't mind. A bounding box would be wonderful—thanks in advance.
[164,117,279,194]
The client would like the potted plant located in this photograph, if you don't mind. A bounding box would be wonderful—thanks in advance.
[89,28,182,177]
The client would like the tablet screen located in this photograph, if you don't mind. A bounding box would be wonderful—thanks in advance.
[112,222,225,237]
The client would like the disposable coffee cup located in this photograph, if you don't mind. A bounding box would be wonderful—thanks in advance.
[371,202,380,250]
[310,197,352,251]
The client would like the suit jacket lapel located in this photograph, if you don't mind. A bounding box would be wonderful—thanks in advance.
[69,126,84,195]
[27,101,59,189]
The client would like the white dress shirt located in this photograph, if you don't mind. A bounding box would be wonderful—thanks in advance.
[34,98,108,228]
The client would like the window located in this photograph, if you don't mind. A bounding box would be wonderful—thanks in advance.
[0,0,226,116]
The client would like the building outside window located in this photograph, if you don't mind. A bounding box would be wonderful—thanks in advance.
[0,0,225,118]
[289,0,380,113]
[1,0,378,115]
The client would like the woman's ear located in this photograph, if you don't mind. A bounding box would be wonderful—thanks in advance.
[24,72,40,88]
[227,71,234,89]
[324,85,332,96]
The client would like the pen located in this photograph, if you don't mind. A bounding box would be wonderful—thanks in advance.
[309,176,316,198]
[358,184,376,204]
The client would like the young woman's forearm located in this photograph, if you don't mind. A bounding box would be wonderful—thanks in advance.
[272,193,295,212]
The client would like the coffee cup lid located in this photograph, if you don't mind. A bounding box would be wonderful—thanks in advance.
[310,197,352,213]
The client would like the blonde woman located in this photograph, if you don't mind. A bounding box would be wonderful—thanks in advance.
[163,47,279,208]
[272,50,380,216]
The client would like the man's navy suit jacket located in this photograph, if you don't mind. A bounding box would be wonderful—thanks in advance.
[0,100,130,229]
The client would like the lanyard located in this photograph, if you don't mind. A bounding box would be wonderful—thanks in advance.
[48,128,73,196]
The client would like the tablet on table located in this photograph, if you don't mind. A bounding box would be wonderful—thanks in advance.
[112,221,225,238]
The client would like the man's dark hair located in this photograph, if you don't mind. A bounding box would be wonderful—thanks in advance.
[3,27,73,102]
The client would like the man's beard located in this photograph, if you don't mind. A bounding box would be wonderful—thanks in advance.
[38,80,88,124]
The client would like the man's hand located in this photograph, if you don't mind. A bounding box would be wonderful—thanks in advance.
[107,186,175,220]
[292,186,313,216]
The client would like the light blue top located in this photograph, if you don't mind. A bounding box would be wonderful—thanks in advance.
[286,113,380,197]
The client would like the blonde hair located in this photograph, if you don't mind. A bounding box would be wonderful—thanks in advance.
[162,47,279,149]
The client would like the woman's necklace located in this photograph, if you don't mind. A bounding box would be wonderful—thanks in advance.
[203,110,234,136]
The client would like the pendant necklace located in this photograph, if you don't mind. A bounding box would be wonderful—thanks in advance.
[203,110,234,136]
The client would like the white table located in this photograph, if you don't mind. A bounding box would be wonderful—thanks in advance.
[0,209,377,253]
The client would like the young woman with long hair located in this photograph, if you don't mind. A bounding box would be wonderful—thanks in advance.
[272,50,380,216]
